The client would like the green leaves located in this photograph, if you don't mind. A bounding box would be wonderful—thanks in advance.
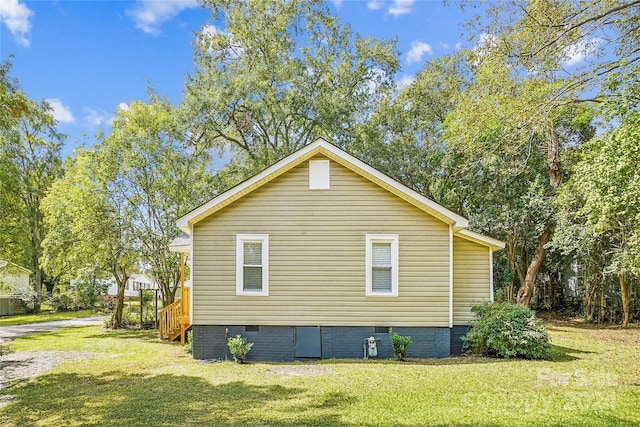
[562,112,640,275]
[100,96,216,304]
[184,0,399,173]
[464,302,549,359]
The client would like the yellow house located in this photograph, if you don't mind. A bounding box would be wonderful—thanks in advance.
[0,260,32,316]
[171,138,504,360]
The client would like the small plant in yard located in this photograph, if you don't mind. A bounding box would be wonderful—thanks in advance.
[463,302,550,359]
[227,334,253,363]
[389,328,411,360]
[185,330,193,354]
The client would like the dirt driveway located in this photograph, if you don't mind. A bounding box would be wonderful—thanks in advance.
[0,316,108,402]
[0,316,108,343]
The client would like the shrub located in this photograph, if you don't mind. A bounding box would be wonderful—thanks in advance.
[71,280,106,309]
[463,302,550,359]
[16,288,40,313]
[389,328,411,360]
[49,291,76,312]
[227,334,253,363]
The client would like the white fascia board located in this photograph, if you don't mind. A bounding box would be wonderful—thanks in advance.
[489,248,494,303]
[168,243,191,254]
[0,261,33,275]
[176,140,326,232]
[455,229,505,251]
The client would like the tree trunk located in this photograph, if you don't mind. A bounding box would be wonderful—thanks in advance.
[585,279,599,322]
[30,202,42,312]
[546,125,563,188]
[619,273,630,328]
[160,278,178,308]
[516,226,552,306]
[599,281,606,322]
[507,279,515,304]
[111,267,129,329]
[516,125,563,307]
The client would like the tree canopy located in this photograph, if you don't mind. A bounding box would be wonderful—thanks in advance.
[184,0,399,174]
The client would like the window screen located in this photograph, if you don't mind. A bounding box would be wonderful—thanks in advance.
[372,242,392,292]
[243,242,263,291]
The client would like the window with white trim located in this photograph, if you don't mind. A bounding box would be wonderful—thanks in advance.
[309,159,330,189]
[236,234,269,296]
[366,234,399,296]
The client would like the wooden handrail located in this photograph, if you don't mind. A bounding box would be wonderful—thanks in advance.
[160,298,181,340]
[159,287,190,344]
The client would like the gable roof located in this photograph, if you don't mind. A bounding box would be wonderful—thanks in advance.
[0,260,32,275]
[177,138,504,250]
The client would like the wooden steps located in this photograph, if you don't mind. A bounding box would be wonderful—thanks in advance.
[159,287,191,345]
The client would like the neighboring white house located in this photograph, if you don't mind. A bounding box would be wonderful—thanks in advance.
[105,273,159,298]
[0,260,32,316]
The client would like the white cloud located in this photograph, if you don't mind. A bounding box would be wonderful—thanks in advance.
[117,102,130,112]
[367,1,383,10]
[0,0,33,47]
[389,0,415,17]
[201,24,243,60]
[562,38,601,67]
[202,23,223,37]
[84,108,107,127]
[407,40,432,64]
[397,74,415,90]
[331,0,344,7]
[455,42,463,51]
[127,0,199,35]
[440,42,450,49]
[45,99,75,124]
[474,33,498,58]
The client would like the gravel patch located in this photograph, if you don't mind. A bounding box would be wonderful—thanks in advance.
[0,350,94,407]
[267,365,336,376]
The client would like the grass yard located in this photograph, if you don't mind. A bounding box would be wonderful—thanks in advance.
[0,322,638,427]
[0,309,99,326]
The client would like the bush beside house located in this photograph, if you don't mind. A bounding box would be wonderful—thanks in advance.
[463,302,550,359]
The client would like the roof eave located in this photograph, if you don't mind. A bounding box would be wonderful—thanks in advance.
[176,138,470,231]
[455,229,505,251]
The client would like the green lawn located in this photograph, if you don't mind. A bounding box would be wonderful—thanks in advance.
[0,322,638,426]
[0,309,100,326]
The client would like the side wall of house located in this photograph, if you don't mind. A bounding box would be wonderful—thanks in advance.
[192,155,451,328]
[452,236,491,325]
[0,271,30,293]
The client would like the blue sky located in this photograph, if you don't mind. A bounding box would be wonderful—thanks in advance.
[1,0,476,155]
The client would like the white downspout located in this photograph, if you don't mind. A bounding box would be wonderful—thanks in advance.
[190,224,194,325]
[449,224,453,328]
[489,247,494,303]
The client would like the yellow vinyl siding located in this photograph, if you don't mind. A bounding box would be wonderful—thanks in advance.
[453,236,491,324]
[192,155,450,327]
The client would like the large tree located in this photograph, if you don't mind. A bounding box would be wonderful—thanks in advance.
[42,149,137,328]
[0,62,64,308]
[184,0,399,174]
[99,97,215,306]
[556,112,640,327]
[442,0,638,306]
[352,53,468,204]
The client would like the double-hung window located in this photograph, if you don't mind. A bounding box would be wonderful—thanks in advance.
[366,234,399,296]
[236,234,269,296]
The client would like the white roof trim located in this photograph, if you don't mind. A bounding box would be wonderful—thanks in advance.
[455,229,505,250]
[0,260,32,275]
[177,138,469,233]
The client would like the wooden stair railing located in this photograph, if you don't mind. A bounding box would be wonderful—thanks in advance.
[159,287,191,344]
